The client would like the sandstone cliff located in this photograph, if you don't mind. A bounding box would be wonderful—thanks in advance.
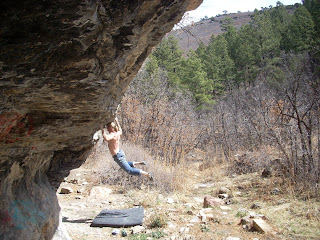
[0,0,202,239]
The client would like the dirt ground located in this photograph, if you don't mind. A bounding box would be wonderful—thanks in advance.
[57,146,320,240]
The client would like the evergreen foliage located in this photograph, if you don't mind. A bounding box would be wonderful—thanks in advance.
[152,36,183,87]
[220,17,234,32]
[283,5,315,52]
[303,0,320,39]
[144,2,319,108]
[180,51,214,108]
[303,0,320,75]
[205,35,235,91]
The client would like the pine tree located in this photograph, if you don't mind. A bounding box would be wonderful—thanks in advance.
[145,54,159,75]
[226,24,258,86]
[284,5,315,52]
[303,0,320,39]
[220,17,234,32]
[180,51,214,108]
[195,42,207,63]
[303,0,320,76]
[269,2,292,50]
[250,10,281,67]
[224,25,250,87]
[201,35,235,92]
[152,36,184,86]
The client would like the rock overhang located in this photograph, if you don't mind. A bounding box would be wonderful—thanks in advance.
[0,0,203,239]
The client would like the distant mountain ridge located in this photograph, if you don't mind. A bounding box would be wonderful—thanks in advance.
[167,11,253,54]
[168,3,299,55]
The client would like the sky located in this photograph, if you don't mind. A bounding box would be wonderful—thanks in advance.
[186,0,302,22]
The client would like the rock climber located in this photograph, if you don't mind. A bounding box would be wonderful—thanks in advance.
[100,117,153,179]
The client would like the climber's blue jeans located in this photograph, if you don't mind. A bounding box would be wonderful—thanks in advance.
[113,149,141,176]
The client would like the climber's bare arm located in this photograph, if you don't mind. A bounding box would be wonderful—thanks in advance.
[114,117,122,135]
[100,125,115,141]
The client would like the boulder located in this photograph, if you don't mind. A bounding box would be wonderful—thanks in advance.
[59,187,74,194]
[52,213,72,240]
[220,206,232,211]
[218,193,229,199]
[89,186,112,199]
[203,196,225,208]
[218,186,231,194]
[252,219,276,234]
[0,0,202,239]
[240,212,270,233]
[251,203,262,209]
[131,226,145,234]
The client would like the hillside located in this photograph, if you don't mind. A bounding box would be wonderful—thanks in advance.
[168,3,298,55]
[167,12,253,54]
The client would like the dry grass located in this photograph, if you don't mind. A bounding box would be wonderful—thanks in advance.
[223,173,320,239]
[261,199,320,239]
[182,153,320,240]
[78,139,320,240]
[147,210,169,229]
[83,140,197,194]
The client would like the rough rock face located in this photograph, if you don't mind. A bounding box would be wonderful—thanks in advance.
[0,0,202,239]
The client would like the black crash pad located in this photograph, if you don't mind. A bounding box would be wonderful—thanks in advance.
[90,207,144,227]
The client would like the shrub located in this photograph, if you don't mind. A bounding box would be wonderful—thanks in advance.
[148,211,168,228]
